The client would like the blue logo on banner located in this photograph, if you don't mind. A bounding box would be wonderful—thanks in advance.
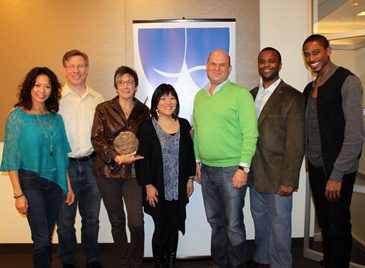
[138,27,230,88]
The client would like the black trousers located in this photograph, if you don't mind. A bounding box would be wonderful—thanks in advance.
[152,200,179,245]
[308,162,356,268]
[96,176,144,268]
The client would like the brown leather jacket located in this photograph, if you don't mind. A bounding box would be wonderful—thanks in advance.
[91,96,149,179]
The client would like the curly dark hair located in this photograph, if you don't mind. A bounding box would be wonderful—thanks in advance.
[15,67,62,113]
[150,83,180,120]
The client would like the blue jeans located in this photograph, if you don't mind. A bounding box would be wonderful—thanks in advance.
[249,186,293,268]
[56,157,101,265]
[19,169,63,268]
[201,165,247,268]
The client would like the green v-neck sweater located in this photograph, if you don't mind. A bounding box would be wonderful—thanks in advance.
[193,81,258,167]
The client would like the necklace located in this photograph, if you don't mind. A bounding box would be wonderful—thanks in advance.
[31,108,44,114]
[36,114,53,156]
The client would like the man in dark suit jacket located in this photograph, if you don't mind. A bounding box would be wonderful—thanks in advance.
[246,47,305,268]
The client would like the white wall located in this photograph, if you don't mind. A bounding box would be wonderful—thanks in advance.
[0,0,310,255]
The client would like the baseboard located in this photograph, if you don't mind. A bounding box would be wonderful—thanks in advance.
[353,233,365,253]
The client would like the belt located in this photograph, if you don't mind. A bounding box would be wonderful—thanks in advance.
[69,151,96,162]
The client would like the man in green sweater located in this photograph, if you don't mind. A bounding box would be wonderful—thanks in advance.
[193,50,258,268]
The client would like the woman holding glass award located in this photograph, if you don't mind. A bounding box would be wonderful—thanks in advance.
[91,66,149,268]
[136,84,196,268]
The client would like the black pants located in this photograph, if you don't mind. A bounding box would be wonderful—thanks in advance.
[96,176,144,268]
[308,162,356,268]
[152,200,179,245]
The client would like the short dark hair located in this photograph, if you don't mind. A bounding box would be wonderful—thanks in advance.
[150,84,180,120]
[16,67,62,113]
[259,47,282,63]
[62,49,89,67]
[114,66,139,89]
[302,34,329,50]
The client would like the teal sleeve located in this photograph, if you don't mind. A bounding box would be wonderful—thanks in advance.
[57,114,72,163]
[0,110,22,171]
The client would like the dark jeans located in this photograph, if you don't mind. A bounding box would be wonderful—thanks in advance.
[201,165,247,268]
[57,156,101,265]
[96,176,144,268]
[308,162,356,268]
[19,169,63,268]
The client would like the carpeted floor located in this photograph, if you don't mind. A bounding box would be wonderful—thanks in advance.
[0,239,364,267]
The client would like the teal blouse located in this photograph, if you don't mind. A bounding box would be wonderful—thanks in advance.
[0,107,71,193]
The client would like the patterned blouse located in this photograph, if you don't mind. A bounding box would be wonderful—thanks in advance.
[152,118,180,201]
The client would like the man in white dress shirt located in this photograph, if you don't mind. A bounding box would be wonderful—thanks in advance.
[57,50,104,268]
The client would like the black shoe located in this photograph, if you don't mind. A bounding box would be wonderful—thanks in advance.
[63,265,76,268]
[86,260,104,268]
[246,259,263,268]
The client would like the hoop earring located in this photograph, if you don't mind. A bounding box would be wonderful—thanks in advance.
[156,109,159,118]
[172,109,177,119]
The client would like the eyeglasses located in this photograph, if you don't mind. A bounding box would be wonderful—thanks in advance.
[66,64,87,70]
[116,79,135,86]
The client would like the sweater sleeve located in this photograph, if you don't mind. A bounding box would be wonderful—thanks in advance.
[237,90,259,165]
[330,75,365,182]
[192,111,200,161]
[57,114,72,162]
[0,110,22,171]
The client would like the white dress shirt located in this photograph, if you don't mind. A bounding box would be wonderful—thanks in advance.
[59,83,104,158]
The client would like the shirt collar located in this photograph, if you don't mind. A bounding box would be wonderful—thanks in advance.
[258,77,281,95]
[204,79,230,95]
[314,64,337,87]
[62,83,94,98]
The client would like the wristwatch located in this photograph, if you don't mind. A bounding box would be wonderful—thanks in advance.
[238,166,250,174]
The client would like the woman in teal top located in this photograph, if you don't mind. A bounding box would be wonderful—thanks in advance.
[0,67,74,268]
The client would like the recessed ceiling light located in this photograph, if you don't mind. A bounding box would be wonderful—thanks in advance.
[357,11,365,16]
[353,2,359,6]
